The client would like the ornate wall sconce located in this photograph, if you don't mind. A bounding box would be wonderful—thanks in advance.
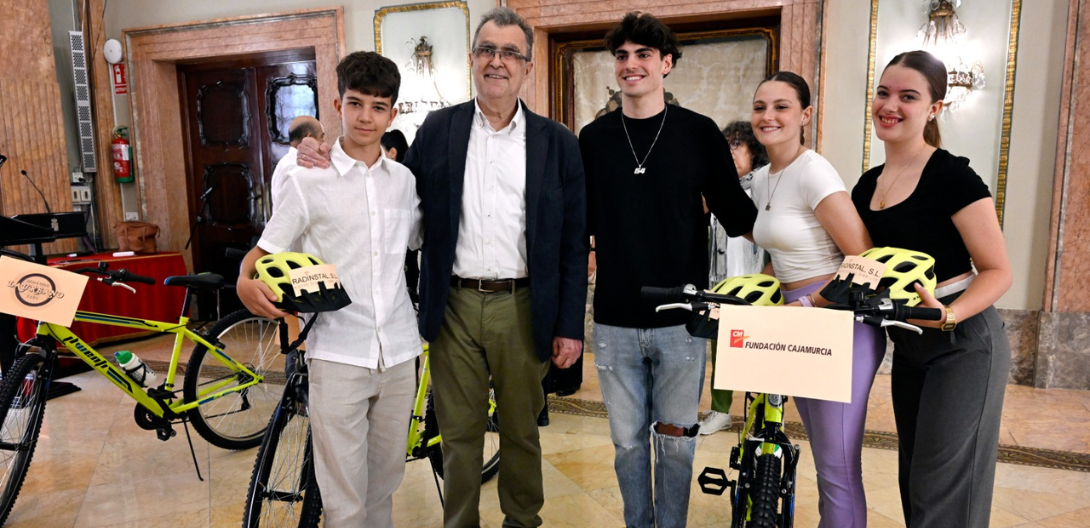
[918,0,985,114]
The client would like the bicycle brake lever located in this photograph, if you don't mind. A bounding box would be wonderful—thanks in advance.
[655,303,694,313]
[107,280,136,294]
[883,319,923,335]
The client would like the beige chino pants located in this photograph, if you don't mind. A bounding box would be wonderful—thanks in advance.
[307,357,415,528]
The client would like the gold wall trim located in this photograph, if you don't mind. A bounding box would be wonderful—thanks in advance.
[995,0,1022,228]
[374,1,471,97]
[861,0,1018,227]
[861,0,879,174]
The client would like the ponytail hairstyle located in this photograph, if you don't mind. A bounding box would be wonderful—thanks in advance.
[757,71,812,144]
[885,50,947,148]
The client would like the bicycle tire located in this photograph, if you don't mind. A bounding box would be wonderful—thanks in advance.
[242,378,322,528]
[0,353,49,526]
[184,309,285,450]
[424,389,500,483]
[747,453,783,528]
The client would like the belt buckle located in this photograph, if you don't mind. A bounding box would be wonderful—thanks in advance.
[476,279,494,293]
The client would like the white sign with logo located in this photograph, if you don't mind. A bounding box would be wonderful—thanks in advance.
[0,257,89,327]
[714,305,855,403]
[288,264,340,297]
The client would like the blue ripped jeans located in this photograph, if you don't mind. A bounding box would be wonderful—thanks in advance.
[594,323,706,528]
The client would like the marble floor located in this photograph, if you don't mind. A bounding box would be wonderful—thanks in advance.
[5,339,1090,527]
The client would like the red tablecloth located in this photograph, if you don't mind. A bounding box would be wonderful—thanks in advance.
[16,252,189,346]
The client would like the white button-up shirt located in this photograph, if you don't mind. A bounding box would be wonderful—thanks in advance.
[453,99,528,280]
[257,138,422,370]
[269,147,298,210]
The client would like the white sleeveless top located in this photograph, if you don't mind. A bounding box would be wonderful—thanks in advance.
[750,149,846,284]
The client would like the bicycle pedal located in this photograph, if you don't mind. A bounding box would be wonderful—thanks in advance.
[698,467,729,496]
[156,427,176,441]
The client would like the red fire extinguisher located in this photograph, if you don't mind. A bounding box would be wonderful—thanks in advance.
[112,126,133,183]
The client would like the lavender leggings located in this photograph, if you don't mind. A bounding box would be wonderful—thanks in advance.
[786,282,886,528]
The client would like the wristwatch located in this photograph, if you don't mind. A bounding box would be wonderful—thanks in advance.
[941,306,958,332]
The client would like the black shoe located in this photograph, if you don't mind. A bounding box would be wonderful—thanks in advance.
[537,405,550,427]
[553,386,580,397]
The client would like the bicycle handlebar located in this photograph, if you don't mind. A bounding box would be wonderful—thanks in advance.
[642,283,944,326]
[71,262,156,285]
[640,286,689,305]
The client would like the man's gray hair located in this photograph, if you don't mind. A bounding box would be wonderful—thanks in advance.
[472,7,534,55]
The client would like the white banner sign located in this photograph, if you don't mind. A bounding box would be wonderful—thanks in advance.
[714,305,855,403]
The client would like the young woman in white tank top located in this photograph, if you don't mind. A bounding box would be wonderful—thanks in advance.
[749,71,880,528]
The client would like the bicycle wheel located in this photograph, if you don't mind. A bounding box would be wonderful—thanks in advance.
[184,309,286,450]
[0,353,49,526]
[747,453,783,528]
[242,376,322,528]
[424,388,500,483]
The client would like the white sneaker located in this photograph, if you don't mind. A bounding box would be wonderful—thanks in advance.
[698,411,732,435]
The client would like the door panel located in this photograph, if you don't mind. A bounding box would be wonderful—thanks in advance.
[180,54,317,319]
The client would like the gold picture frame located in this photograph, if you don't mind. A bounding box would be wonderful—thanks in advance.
[551,26,778,132]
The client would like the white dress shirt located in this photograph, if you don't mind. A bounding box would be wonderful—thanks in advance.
[453,99,528,280]
[269,147,298,210]
[258,138,423,370]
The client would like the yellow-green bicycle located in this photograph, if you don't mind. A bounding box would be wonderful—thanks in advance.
[0,261,284,525]
[243,342,499,527]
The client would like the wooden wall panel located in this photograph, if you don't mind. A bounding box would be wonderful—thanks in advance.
[0,0,77,254]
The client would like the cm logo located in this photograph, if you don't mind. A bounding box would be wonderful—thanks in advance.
[729,329,749,348]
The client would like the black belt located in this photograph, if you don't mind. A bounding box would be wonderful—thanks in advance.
[451,276,530,293]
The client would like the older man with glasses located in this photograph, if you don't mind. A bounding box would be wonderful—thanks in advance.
[298,7,586,528]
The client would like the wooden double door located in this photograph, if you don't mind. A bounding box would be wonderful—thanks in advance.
[179,51,318,317]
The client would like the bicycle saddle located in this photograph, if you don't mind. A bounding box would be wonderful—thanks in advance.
[164,273,225,290]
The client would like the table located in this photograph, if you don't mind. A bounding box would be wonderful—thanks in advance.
[16,252,189,346]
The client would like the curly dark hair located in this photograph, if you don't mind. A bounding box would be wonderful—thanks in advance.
[721,120,768,171]
[604,12,682,74]
[336,51,401,104]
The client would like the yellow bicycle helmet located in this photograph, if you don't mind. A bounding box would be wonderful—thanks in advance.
[712,274,783,306]
[860,247,936,307]
[255,252,352,313]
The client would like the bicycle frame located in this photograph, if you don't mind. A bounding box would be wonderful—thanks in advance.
[29,310,263,419]
[405,344,496,459]
[406,344,440,458]
[730,392,800,527]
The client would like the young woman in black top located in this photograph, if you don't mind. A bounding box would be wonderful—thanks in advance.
[851,50,1012,528]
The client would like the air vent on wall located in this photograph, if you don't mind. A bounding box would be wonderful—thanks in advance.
[69,31,97,172]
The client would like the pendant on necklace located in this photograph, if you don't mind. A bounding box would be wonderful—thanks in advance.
[879,200,886,209]
[634,167,646,175]
[765,204,771,211]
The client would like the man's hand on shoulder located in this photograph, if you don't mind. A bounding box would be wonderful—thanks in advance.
[551,336,583,369]
[237,276,290,320]
[296,137,332,169]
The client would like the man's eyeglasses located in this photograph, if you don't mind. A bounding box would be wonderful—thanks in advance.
[728,139,744,151]
[472,46,531,63]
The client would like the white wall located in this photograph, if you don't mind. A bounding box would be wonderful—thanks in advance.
[820,0,1068,310]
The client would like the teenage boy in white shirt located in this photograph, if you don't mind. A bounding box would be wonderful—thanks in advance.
[236,51,422,528]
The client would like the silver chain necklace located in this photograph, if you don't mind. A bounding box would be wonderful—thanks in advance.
[620,105,668,175]
[765,146,804,211]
